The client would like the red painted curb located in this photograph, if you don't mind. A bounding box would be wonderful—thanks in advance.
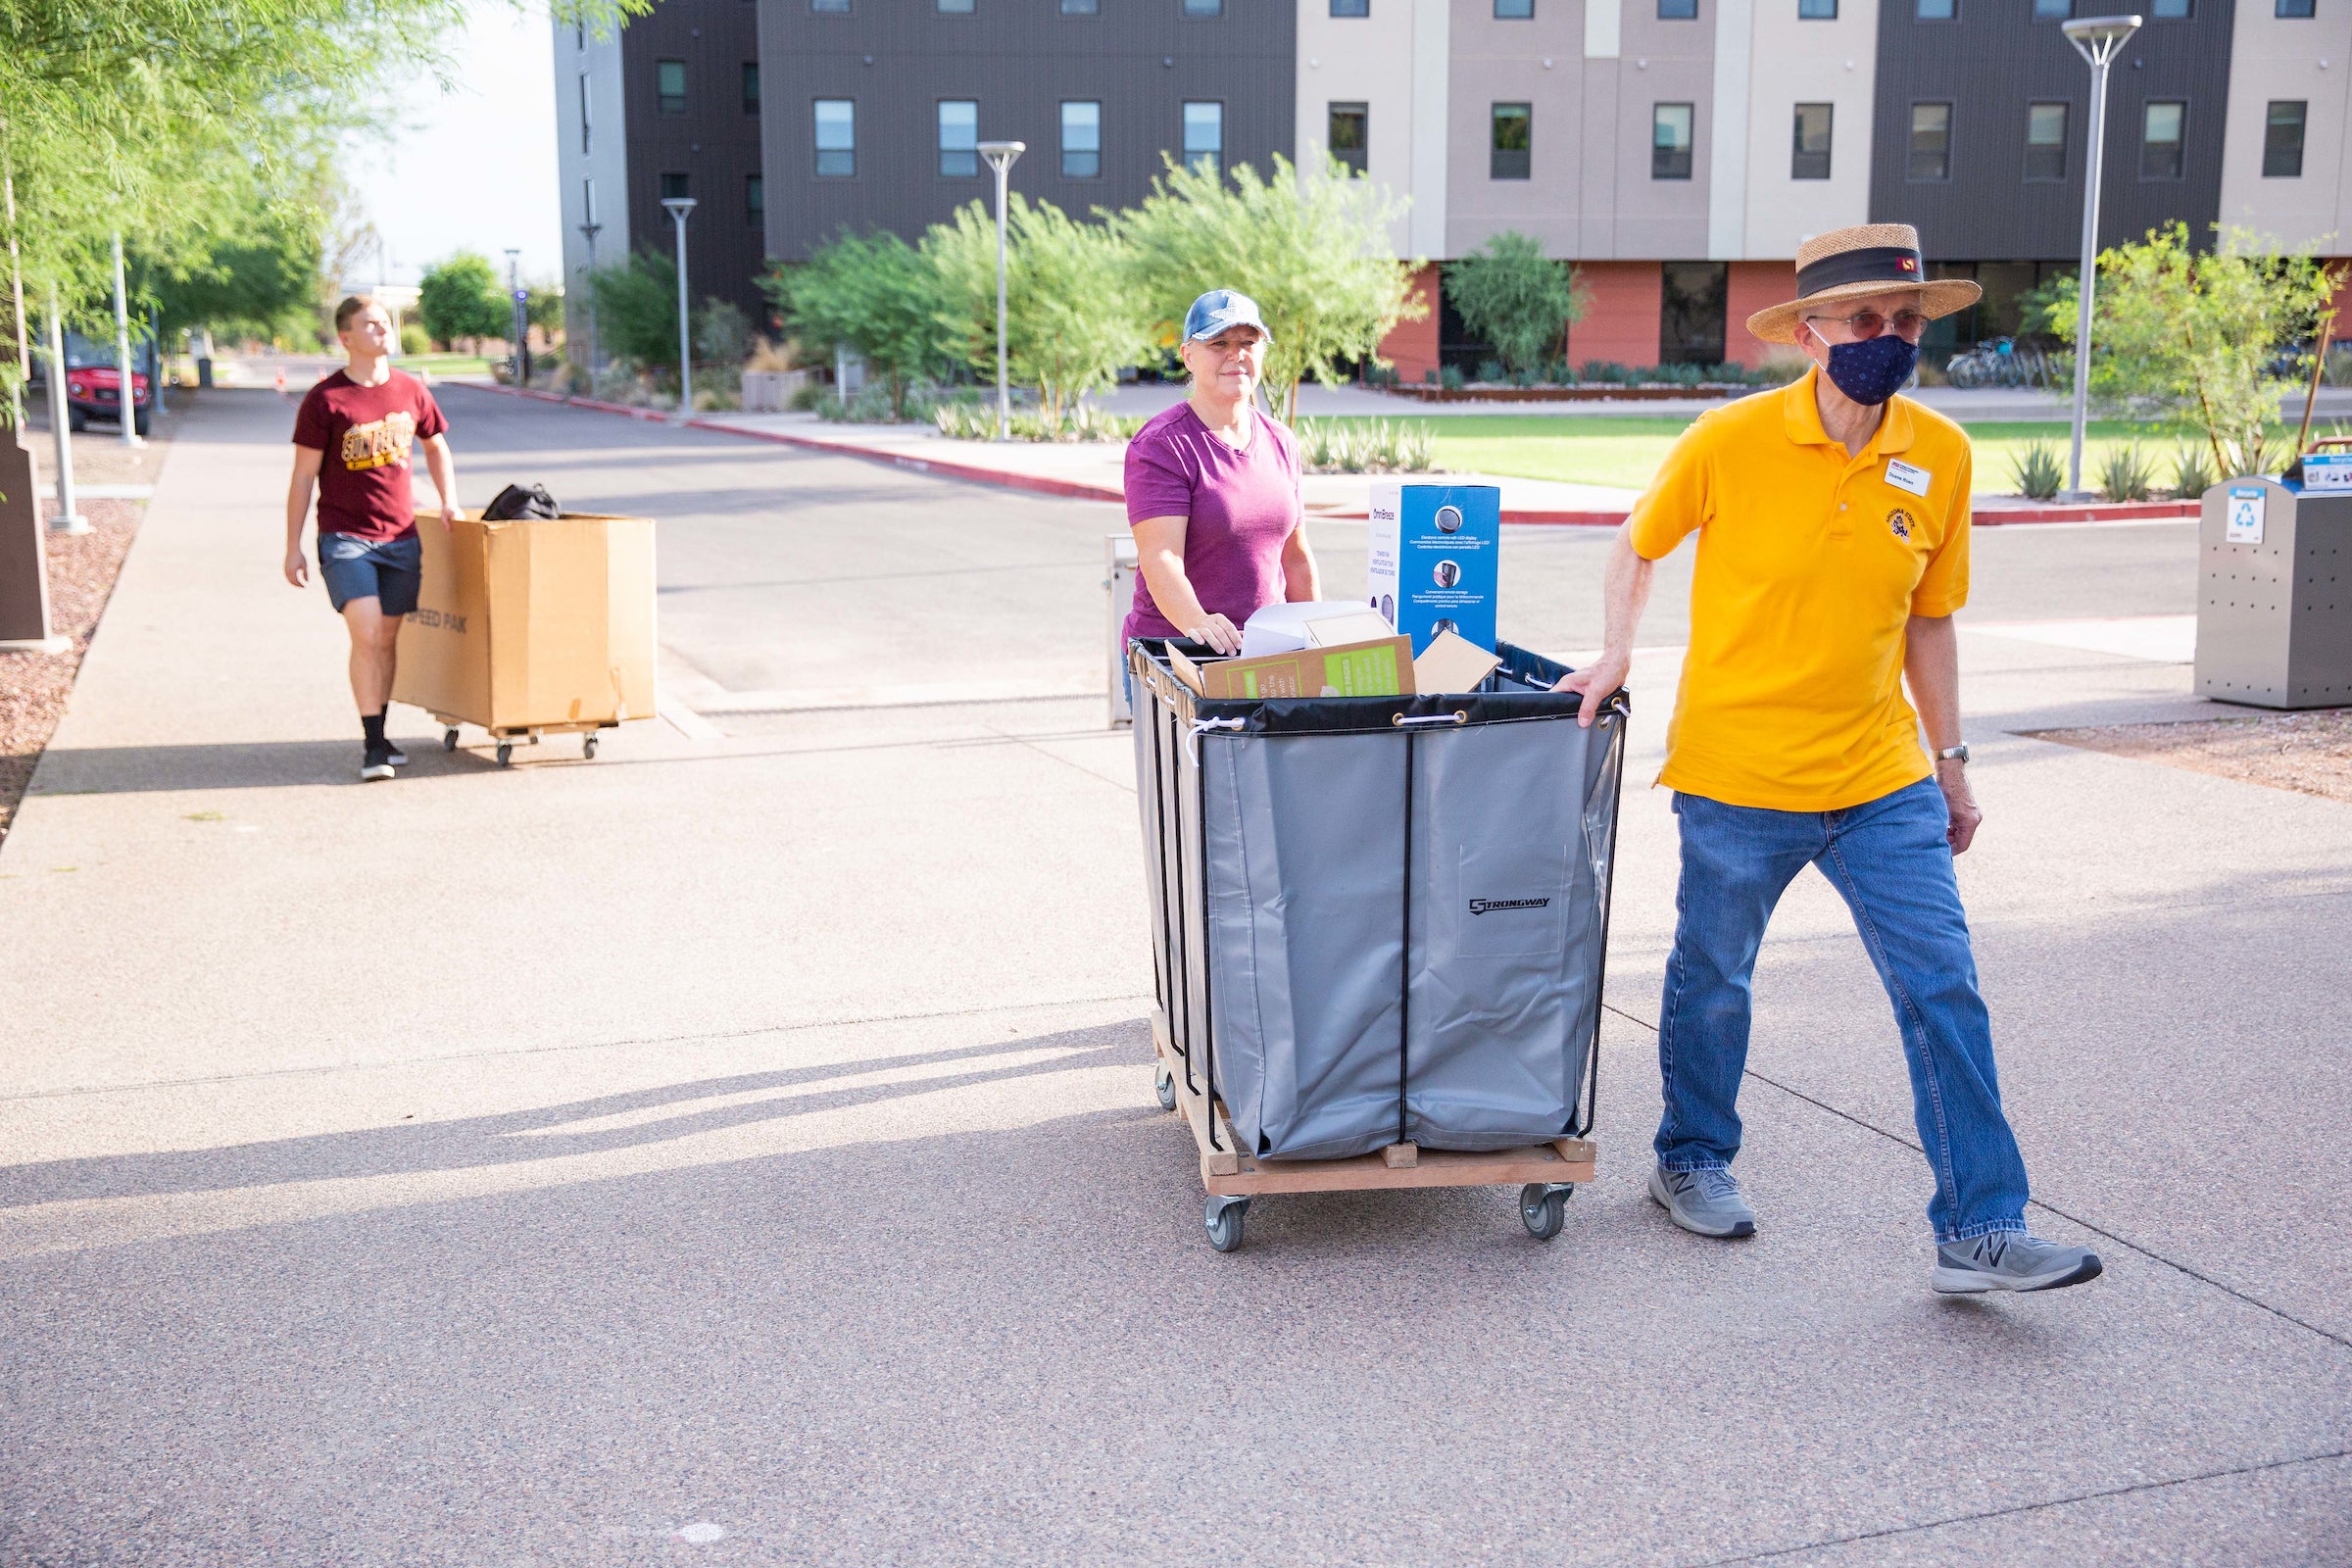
[1973,499,2197,523]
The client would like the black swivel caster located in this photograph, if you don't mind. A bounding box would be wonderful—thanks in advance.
[496,742,514,767]
[442,727,460,752]
[1154,1067,1177,1111]
[582,734,599,760]
[1520,1182,1573,1241]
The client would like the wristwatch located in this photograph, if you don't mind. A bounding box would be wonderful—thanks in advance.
[1935,743,1970,765]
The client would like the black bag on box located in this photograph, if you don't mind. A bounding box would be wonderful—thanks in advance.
[481,483,561,521]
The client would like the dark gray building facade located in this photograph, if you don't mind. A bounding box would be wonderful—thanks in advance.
[1870,0,2235,341]
[756,0,1296,263]
[617,0,771,321]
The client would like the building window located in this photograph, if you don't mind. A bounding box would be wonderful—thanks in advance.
[939,0,974,10]
[747,173,764,226]
[810,0,849,11]
[939,100,979,177]
[1661,262,1729,365]
[2033,0,2070,18]
[2025,102,2068,181]
[1061,0,1099,11]
[1183,0,1222,14]
[1908,102,1951,179]
[1917,0,1954,16]
[1658,0,1697,16]
[1329,103,1368,175]
[656,59,686,116]
[1492,103,1532,179]
[2141,101,2184,178]
[1791,103,1832,179]
[1061,100,1101,178]
[2277,0,2315,15]
[814,99,855,176]
[1333,0,1370,12]
[1494,0,1533,16]
[742,63,760,115]
[2265,101,2307,175]
[661,172,690,200]
[1184,101,1223,172]
[1799,0,1836,16]
[579,74,592,155]
[1652,103,1693,179]
[2152,0,2189,14]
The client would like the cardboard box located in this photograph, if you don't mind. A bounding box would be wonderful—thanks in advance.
[1167,635,1416,700]
[1366,481,1500,655]
[1412,628,1503,694]
[394,511,657,731]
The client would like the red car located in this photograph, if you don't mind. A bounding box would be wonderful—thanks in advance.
[40,330,156,436]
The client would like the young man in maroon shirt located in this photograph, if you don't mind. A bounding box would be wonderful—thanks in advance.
[284,295,464,780]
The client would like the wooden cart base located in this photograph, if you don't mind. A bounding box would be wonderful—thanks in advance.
[432,714,616,767]
[1152,1008,1596,1251]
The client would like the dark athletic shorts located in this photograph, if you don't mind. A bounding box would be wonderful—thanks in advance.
[318,531,421,616]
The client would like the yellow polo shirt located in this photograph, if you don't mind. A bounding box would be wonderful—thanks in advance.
[1628,368,1971,812]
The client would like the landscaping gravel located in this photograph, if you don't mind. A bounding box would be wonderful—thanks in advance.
[0,498,143,844]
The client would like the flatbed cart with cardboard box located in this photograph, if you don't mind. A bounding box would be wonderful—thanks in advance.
[395,511,659,767]
[1129,638,1628,1253]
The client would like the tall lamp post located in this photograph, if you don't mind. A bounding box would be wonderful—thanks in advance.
[977,140,1025,440]
[2061,15,2142,498]
[662,196,697,419]
[504,247,527,387]
[110,233,139,447]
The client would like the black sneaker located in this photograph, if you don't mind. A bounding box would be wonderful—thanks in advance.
[360,742,395,782]
[382,742,408,766]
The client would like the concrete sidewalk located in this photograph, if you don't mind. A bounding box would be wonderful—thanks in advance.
[1,389,2346,1564]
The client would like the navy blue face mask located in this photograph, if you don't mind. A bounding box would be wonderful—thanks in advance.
[1815,329,1917,406]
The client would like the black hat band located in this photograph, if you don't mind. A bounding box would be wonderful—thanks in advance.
[1795,246,1926,298]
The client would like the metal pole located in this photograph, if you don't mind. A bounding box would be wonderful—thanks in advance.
[504,248,522,386]
[150,302,167,416]
[977,142,1024,440]
[662,197,697,419]
[2063,17,2140,498]
[111,233,139,447]
[44,290,87,534]
[577,220,603,387]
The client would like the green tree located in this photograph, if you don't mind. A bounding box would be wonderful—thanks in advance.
[1445,230,1583,376]
[926,194,1150,421]
[764,229,951,417]
[526,285,566,338]
[584,248,684,373]
[2041,223,2333,475]
[417,252,507,350]
[145,206,324,345]
[1114,154,1424,420]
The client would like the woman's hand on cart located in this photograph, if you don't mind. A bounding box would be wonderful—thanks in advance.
[1186,614,1243,656]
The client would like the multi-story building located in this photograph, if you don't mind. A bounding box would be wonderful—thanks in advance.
[557,0,2352,374]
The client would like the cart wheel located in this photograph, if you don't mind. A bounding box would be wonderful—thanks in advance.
[1520,1182,1572,1242]
[442,727,460,753]
[1204,1195,1250,1252]
[496,742,514,767]
[582,735,599,760]
[1154,1067,1177,1111]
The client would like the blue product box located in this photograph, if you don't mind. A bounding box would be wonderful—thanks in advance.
[1365,481,1499,656]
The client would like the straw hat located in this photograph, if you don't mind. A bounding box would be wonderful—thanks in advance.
[1744,223,1982,345]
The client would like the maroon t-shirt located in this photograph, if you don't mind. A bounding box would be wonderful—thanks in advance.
[291,368,449,541]
[1121,402,1302,641]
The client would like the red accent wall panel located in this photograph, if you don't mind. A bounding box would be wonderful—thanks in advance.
[1566,262,1662,368]
[1723,262,1792,368]
[1377,264,1442,384]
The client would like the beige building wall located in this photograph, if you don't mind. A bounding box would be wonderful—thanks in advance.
[2216,0,2352,250]
[1724,0,1877,260]
[1297,0,1437,257]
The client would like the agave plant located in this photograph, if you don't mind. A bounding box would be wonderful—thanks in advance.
[2009,439,2066,500]
[2170,442,2214,500]
[2097,443,2157,503]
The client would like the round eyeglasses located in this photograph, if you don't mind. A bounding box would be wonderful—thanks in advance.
[1805,309,1930,343]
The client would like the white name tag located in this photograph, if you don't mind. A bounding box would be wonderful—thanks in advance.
[1885,459,1933,497]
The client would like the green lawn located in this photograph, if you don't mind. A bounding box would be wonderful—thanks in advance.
[400,352,494,376]
[1306,413,2242,495]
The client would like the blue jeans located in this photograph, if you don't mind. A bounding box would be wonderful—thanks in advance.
[1655,778,2030,1242]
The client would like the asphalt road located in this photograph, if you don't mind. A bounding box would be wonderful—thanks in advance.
[2,389,2342,1567]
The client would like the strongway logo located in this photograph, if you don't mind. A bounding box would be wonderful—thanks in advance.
[1468,897,1550,915]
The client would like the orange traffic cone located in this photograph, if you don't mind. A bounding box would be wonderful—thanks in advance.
[274,367,286,397]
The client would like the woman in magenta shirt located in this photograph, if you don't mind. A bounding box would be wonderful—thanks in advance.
[1123,290,1322,654]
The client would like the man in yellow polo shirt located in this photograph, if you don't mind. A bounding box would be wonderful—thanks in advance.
[1558,224,2101,1296]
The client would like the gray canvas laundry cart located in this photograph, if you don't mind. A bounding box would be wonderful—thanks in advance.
[1130,639,1629,1252]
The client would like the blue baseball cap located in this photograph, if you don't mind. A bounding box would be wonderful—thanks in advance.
[1183,289,1270,344]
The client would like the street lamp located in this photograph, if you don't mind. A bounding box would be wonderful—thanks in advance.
[978,140,1025,440]
[111,232,140,448]
[504,247,526,387]
[2061,14,2142,498]
[576,219,604,387]
[662,196,697,419]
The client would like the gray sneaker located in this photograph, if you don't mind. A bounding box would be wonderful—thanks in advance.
[1648,1164,1756,1239]
[1933,1232,2103,1295]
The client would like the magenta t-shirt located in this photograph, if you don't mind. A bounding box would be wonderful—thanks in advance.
[1122,402,1303,640]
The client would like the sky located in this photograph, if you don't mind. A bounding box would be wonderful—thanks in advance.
[344,4,564,291]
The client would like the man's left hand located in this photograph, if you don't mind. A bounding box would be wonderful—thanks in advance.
[1936,760,1982,855]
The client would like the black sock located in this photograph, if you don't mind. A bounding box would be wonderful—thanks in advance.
[363,711,386,748]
